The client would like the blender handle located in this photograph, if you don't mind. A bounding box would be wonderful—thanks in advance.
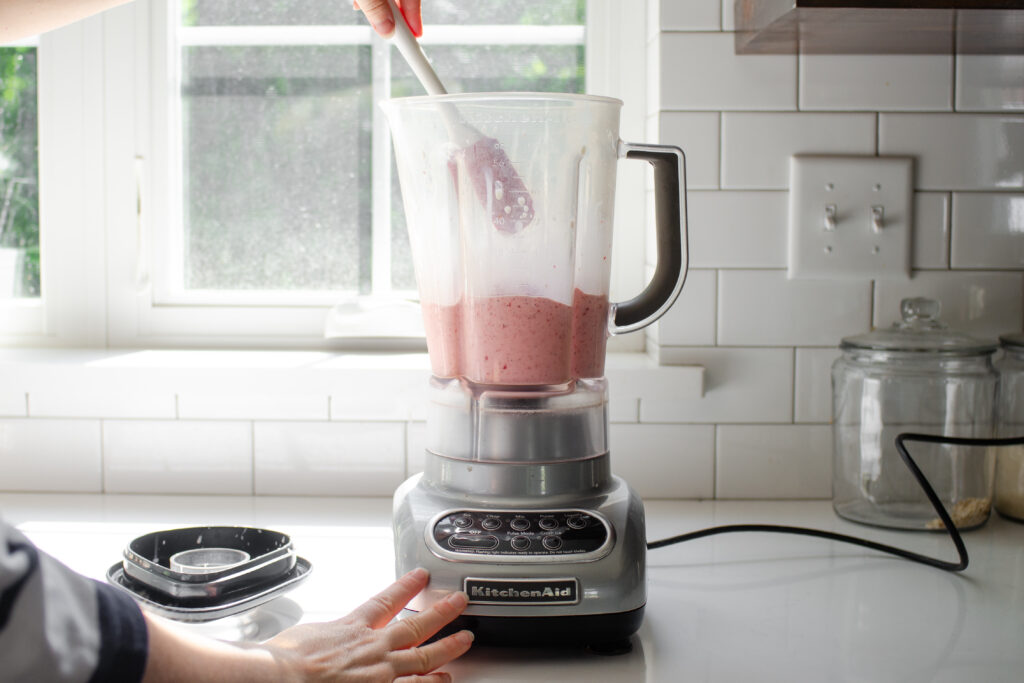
[609,142,689,335]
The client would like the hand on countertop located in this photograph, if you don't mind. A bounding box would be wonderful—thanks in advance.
[142,567,473,683]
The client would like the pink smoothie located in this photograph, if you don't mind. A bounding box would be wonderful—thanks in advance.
[571,289,610,379]
[421,289,610,385]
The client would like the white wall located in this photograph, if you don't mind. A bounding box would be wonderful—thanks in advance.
[643,0,1024,497]
[2,2,1022,502]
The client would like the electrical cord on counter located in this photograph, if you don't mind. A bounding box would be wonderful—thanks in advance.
[647,433,1024,572]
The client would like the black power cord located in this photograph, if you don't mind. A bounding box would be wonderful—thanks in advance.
[647,433,1024,572]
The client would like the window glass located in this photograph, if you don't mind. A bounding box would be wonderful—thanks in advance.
[178,0,584,298]
[182,45,372,292]
[0,47,40,299]
[388,44,585,290]
[182,0,362,26]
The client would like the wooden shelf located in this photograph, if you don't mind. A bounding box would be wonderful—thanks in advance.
[735,1,1024,54]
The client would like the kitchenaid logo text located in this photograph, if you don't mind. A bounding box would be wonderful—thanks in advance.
[464,578,578,605]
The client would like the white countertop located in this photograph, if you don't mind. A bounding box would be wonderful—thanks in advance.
[2,494,1022,682]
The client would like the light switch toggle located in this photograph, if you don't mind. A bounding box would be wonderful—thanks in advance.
[871,205,885,233]
[824,204,837,231]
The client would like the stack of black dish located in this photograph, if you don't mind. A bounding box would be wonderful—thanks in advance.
[107,526,312,622]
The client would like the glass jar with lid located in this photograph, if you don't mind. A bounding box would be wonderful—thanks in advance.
[996,333,1024,523]
[832,298,999,530]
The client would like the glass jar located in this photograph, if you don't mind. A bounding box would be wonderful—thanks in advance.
[996,334,1024,523]
[832,298,999,530]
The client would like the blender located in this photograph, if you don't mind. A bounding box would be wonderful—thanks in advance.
[383,93,688,649]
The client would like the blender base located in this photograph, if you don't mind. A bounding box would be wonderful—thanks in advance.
[404,606,644,651]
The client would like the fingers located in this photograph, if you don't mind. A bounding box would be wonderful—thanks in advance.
[354,0,395,37]
[354,0,423,38]
[349,567,430,629]
[396,674,452,683]
[391,630,475,677]
[398,0,423,37]
[388,591,469,648]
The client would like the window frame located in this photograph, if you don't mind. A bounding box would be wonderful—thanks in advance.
[0,0,647,351]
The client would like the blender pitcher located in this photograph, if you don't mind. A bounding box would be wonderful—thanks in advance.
[381,93,688,387]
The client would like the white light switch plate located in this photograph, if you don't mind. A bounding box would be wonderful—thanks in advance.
[788,155,913,280]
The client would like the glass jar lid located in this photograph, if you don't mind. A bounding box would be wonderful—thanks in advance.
[840,298,998,355]
[1000,332,1024,350]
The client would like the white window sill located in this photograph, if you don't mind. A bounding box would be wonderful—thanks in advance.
[0,349,705,422]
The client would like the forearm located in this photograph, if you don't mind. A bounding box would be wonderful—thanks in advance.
[142,612,296,683]
[0,0,133,41]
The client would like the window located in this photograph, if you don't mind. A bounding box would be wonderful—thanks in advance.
[1,0,645,349]
[160,1,585,310]
[0,44,39,300]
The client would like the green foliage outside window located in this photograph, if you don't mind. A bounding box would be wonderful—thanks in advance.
[0,47,40,298]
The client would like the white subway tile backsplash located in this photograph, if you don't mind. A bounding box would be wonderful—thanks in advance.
[716,425,832,499]
[29,391,175,419]
[799,54,952,112]
[874,270,1024,339]
[178,394,327,420]
[913,192,950,270]
[657,0,721,31]
[717,271,872,347]
[688,191,788,268]
[0,419,101,492]
[642,347,793,423]
[0,392,26,417]
[951,193,1024,269]
[254,421,404,496]
[956,55,1024,112]
[721,113,876,189]
[659,112,721,190]
[879,114,1024,191]
[610,423,714,499]
[794,348,842,424]
[657,33,796,111]
[651,269,717,346]
[104,420,252,494]
[330,371,427,421]
[608,396,640,424]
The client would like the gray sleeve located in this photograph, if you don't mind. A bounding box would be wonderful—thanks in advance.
[0,517,148,683]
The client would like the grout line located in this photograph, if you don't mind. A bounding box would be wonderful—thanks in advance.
[717,111,724,190]
[100,419,106,494]
[874,112,880,156]
[23,392,29,417]
[250,421,256,495]
[869,279,876,329]
[945,192,953,270]
[713,269,721,345]
[174,394,179,419]
[711,424,718,499]
[790,347,797,424]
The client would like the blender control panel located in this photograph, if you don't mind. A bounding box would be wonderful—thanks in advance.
[432,510,608,557]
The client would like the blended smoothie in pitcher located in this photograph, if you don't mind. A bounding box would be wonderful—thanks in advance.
[421,289,610,385]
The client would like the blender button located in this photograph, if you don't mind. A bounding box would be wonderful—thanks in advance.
[481,518,501,530]
[538,517,558,530]
[542,536,562,551]
[449,534,498,550]
[510,518,530,531]
[566,515,587,529]
[511,536,530,550]
[452,515,473,528]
